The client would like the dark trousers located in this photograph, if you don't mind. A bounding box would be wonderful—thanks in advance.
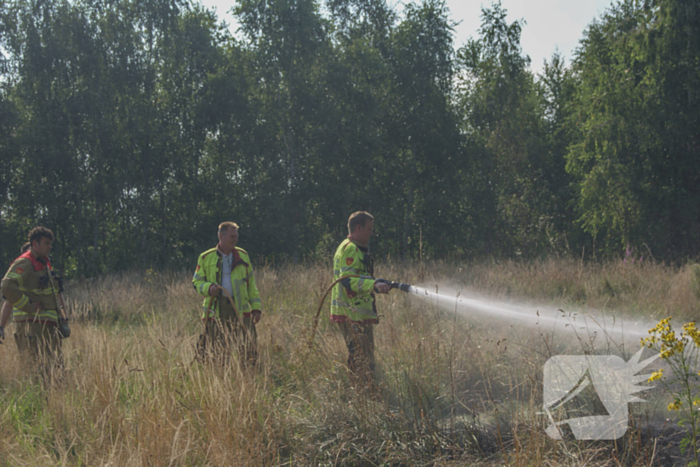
[204,296,257,367]
[14,321,63,378]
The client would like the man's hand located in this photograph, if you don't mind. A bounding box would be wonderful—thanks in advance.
[252,310,261,324]
[208,284,220,297]
[374,282,391,294]
[0,325,5,343]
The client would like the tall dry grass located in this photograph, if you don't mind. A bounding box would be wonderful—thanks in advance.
[0,258,697,465]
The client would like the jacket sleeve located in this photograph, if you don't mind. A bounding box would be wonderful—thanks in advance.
[338,247,376,295]
[247,264,262,312]
[192,256,215,297]
[1,259,35,313]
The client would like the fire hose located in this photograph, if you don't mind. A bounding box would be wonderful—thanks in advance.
[308,275,411,348]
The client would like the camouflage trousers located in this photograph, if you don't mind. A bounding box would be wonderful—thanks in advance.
[337,321,376,390]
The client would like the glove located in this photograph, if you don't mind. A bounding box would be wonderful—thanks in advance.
[58,318,71,338]
[0,325,5,343]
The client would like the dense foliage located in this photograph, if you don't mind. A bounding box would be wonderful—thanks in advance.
[0,0,698,275]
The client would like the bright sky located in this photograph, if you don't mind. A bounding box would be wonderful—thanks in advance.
[197,0,616,75]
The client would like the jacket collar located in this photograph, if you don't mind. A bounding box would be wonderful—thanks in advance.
[215,245,248,268]
[18,250,51,271]
[346,237,369,253]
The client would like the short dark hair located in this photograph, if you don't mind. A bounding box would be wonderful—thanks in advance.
[28,227,54,246]
[20,242,30,253]
[348,211,374,234]
[218,222,239,235]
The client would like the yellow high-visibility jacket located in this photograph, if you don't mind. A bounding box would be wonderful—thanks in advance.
[192,246,262,320]
[1,251,61,325]
[331,238,378,324]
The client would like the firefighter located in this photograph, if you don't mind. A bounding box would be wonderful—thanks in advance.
[193,222,262,366]
[331,211,391,389]
[0,228,66,371]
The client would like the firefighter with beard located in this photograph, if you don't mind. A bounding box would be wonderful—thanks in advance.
[1,227,69,373]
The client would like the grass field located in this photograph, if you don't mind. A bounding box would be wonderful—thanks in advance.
[1,258,699,466]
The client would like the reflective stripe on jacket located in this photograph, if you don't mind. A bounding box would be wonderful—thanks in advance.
[1,252,60,325]
[192,246,262,320]
[331,238,377,324]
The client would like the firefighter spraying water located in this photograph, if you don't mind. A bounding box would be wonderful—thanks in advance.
[312,211,416,388]
[312,211,652,394]
[309,274,411,348]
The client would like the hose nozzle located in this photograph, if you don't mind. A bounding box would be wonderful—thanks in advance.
[376,279,411,293]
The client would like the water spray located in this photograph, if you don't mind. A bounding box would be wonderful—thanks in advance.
[308,275,412,348]
[406,284,654,342]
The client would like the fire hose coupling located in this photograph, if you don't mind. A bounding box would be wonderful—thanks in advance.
[374,278,411,293]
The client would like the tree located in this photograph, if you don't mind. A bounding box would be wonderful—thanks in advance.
[456,1,564,258]
[566,0,700,258]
